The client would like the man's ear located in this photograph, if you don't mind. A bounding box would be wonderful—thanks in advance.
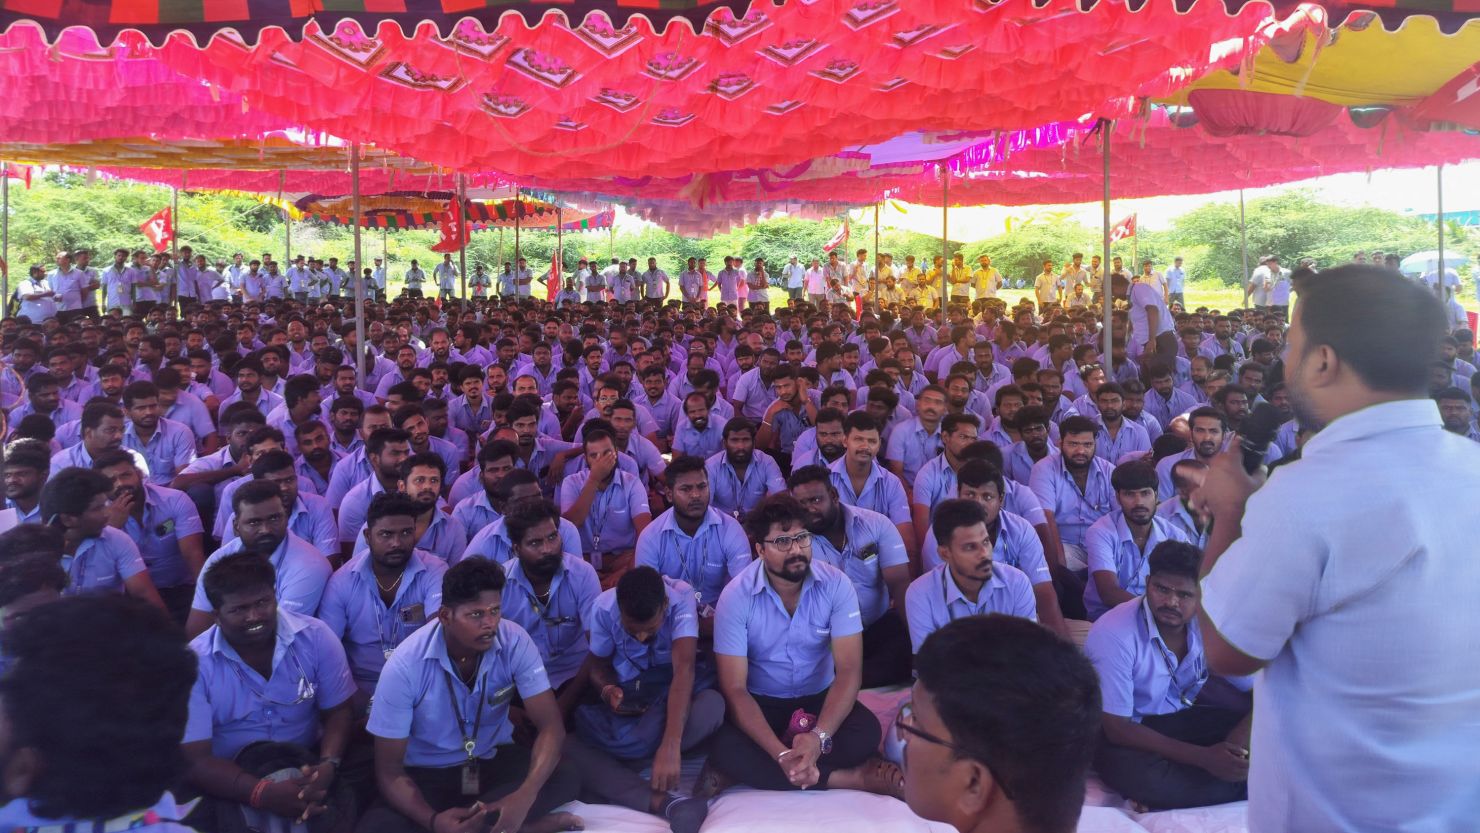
[1,745,40,804]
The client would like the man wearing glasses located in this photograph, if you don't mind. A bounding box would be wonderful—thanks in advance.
[1083,541,1251,810]
[181,553,356,830]
[705,494,901,797]
[899,615,1100,833]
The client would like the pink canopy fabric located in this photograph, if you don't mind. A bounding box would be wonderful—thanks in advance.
[133,0,1286,179]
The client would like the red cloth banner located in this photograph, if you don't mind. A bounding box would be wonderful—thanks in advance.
[429,199,467,254]
[547,250,561,302]
[139,206,174,253]
[3,164,31,189]
[1110,214,1137,242]
[822,221,849,253]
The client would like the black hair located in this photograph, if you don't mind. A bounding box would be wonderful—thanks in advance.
[3,442,51,474]
[89,448,137,472]
[201,550,277,610]
[1058,415,1098,439]
[232,477,285,516]
[785,463,833,492]
[664,454,707,488]
[249,449,295,479]
[501,497,561,548]
[842,411,880,435]
[221,403,268,429]
[366,491,422,529]
[742,492,808,543]
[283,374,321,409]
[39,467,111,524]
[915,615,1101,833]
[366,427,412,457]
[80,402,124,434]
[1147,540,1202,583]
[0,552,67,606]
[1013,405,1049,431]
[932,497,990,547]
[615,566,667,622]
[958,459,1006,497]
[814,406,845,428]
[0,596,196,819]
[942,412,980,434]
[1294,265,1445,393]
[1187,406,1227,431]
[399,450,447,483]
[477,438,519,467]
[1110,459,1157,492]
[721,416,756,440]
[1095,382,1126,401]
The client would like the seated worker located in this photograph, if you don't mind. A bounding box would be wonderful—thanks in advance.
[461,470,584,565]
[1083,461,1192,621]
[187,480,333,638]
[900,615,1102,833]
[1084,541,1252,810]
[705,417,786,520]
[0,596,198,833]
[788,465,912,689]
[564,567,719,833]
[318,492,449,711]
[1155,458,1209,548]
[213,449,338,555]
[449,440,518,531]
[92,448,205,622]
[919,461,1065,636]
[827,412,917,565]
[497,498,602,708]
[1028,415,1115,573]
[181,554,356,833]
[1091,383,1152,463]
[39,466,165,609]
[347,454,468,565]
[359,559,581,833]
[706,494,901,797]
[337,428,413,560]
[559,427,652,586]
[906,499,1037,654]
[634,455,752,622]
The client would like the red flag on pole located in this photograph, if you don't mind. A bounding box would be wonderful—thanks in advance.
[430,199,467,254]
[1109,214,1137,243]
[822,221,849,253]
[139,207,174,253]
[547,250,561,302]
[3,164,31,189]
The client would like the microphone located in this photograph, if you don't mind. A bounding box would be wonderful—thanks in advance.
[1239,402,1283,474]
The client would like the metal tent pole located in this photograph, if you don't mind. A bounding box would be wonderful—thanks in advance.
[1101,123,1113,376]
[555,206,563,301]
[940,171,949,313]
[1,166,9,320]
[170,185,180,309]
[873,202,881,306]
[351,143,366,390]
[1437,164,1446,298]
[457,174,468,300]
[1239,189,1249,308]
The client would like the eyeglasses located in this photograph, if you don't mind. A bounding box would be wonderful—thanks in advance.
[762,531,812,551]
[895,701,1015,800]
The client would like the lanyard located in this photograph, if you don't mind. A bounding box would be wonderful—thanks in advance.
[443,665,485,763]
[1150,619,1206,708]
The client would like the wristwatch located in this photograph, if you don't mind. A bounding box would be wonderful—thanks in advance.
[811,729,833,756]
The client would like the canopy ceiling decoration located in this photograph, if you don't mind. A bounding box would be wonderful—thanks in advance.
[136,0,1294,179]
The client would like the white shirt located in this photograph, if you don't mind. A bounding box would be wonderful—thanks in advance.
[17,278,57,321]
[1201,399,1480,833]
[804,267,827,295]
[1247,265,1272,305]
[1128,281,1173,339]
[435,262,459,290]
[783,262,806,289]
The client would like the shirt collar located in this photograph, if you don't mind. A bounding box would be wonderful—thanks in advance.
[209,608,308,663]
[1302,399,1442,457]
[1138,595,1203,658]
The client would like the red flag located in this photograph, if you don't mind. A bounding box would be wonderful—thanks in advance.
[547,250,561,302]
[822,221,849,253]
[3,164,30,189]
[139,207,174,253]
[430,199,467,254]
[1109,214,1137,243]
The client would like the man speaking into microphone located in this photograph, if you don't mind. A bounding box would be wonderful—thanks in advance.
[1192,265,1480,832]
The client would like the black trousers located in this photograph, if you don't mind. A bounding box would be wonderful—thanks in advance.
[1095,706,1248,810]
[357,745,579,833]
[708,690,882,791]
[861,610,912,689]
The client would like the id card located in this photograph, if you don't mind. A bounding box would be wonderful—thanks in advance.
[461,763,480,796]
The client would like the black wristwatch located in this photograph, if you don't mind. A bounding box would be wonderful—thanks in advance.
[811,729,833,756]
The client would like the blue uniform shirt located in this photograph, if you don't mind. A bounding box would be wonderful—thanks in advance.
[705,450,785,519]
[125,484,205,588]
[193,532,332,617]
[499,554,601,688]
[317,549,448,697]
[634,506,752,609]
[557,469,650,554]
[920,510,1051,587]
[589,576,699,683]
[905,563,1037,653]
[826,457,911,525]
[122,418,197,486]
[184,610,356,758]
[61,527,148,595]
[1095,419,1152,464]
[1028,454,1115,547]
[451,490,501,536]
[1084,597,1217,721]
[218,491,338,556]
[458,516,584,566]
[714,558,862,699]
[807,505,908,626]
[367,618,550,768]
[883,417,942,487]
[350,510,468,565]
[1083,512,1191,620]
[672,416,726,460]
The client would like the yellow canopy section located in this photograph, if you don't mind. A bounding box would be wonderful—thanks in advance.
[1159,16,1480,107]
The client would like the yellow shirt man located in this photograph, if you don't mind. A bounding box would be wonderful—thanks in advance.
[973,259,1002,299]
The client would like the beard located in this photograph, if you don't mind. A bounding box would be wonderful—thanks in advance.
[727,448,753,467]
[819,443,844,462]
[246,532,283,557]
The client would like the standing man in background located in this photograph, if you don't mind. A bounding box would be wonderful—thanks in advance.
[1194,267,1480,832]
[1165,256,1186,309]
